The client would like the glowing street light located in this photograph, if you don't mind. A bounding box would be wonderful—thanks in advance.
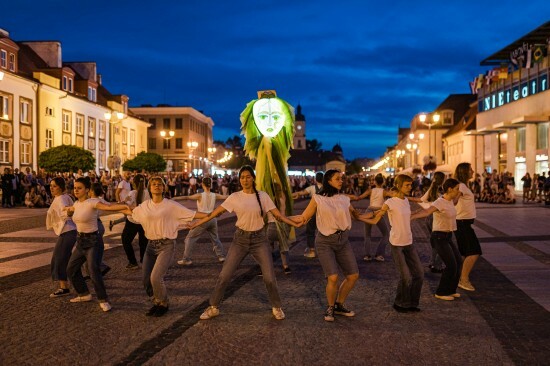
[160,130,175,139]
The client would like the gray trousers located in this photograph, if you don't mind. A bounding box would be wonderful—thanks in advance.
[390,244,424,308]
[182,218,224,261]
[209,228,282,308]
[143,239,175,306]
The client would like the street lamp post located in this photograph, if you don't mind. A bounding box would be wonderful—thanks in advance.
[207,147,216,175]
[419,113,440,158]
[406,133,424,167]
[160,130,175,172]
[187,141,198,173]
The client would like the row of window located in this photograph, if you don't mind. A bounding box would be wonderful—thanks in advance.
[0,139,32,164]
[62,76,74,93]
[0,49,16,72]
[516,123,549,151]
[0,93,32,123]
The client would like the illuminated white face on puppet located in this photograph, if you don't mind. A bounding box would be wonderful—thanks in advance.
[252,98,286,138]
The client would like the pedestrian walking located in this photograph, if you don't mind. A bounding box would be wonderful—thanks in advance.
[454,162,482,292]
[121,174,150,270]
[420,172,445,273]
[412,178,463,301]
[193,166,300,321]
[177,177,227,266]
[65,177,128,312]
[294,169,383,321]
[292,171,324,258]
[121,176,207,317]
[46,177,77,298]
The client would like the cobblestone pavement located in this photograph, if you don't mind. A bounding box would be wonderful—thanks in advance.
[0,199,548,365]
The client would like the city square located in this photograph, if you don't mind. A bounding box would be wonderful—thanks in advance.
[2,2,550,366]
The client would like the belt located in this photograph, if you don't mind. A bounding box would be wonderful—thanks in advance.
[77,231,98,237]
[149,238,170,244]
[236,227,265,235]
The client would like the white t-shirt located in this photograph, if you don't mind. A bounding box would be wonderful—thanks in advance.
[431,197,457,232]
[117,180,131,201]
[72,199,100,233]
[385,197,412,246]
[131,199,196,240]
[197,192,217,213]
[222,191,276,232]
[46,194,76,235]
[369,187,385,208]
[456,183,476,220]
[126,189,151,224]
[304,183,321,197]
[313,194,352,236]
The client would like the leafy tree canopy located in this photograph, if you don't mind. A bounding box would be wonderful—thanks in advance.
[122,151,166,173]
[306,139,323,152]
[38,145,95,173]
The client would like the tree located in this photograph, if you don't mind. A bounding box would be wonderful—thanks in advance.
[122,152,166,173]
[225,135,243,151]
[38,145,96,173]
[306,139,323,152]
[346,159,363,175]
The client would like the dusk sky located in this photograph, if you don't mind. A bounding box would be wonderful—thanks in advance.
[2,1,549,159]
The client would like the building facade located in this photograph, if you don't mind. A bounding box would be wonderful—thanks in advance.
[131,106,215,174]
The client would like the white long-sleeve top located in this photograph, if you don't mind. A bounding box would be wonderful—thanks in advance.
[46,194,77,236]
[131,199,196,240]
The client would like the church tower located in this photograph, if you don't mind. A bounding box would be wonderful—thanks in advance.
[294,104,306,150]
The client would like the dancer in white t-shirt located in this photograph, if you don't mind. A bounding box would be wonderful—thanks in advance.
[192,166,300,321]
[412,178,463,301]
[375,174,424,313]
[295,170,383,321]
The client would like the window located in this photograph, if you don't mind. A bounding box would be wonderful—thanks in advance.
[99,120,105,139]
[88,117,96,137]
[62,111,71,132]
[163,139,170,149]
[442,111,453,126]
[130,129,135,145]
[88,87,96,102]
[537,123,549,150]
[45,107,54,116]
[122,127,127,144]
[176,118,183,129]
[45,129,53,149]
[163,118,170,129]
[20,99,31,123]
[148,138,157,149]
[68,78,73,92]
[21,142,31,164]
[176,138,182,149]
[0,139,9,163]
[62,76,67,91]
[1,93,11,119]
[0,50,6,68]
[92,88,96,102]
[76,114,84,135]
[149,118,156,129]
[516,127,526,152]
[8,53,15,72]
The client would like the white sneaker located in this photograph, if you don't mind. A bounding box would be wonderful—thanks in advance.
[218,256,226,263]
[177,259,193,266]
[303,249,316,258]
[99,302,112,312]
[70,294,93,303]
[374,255,385,262]
[272,307,285,320]
[200,306,219,320]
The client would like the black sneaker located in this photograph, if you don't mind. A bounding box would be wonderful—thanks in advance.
[154,305,169,317]
[146,305,159,316]
[126,263,139,270]
[334,302,355,317]
[109,220,114,231]
[283,267,291,275]
[50,288,70,298]
[324,305,335,322]
[393,304,410,313]
[101,266,111,277]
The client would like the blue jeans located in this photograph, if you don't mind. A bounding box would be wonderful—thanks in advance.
[364,213,389,257]
[390,244,424,308]
[432,232,462,295]
[143,239,175,306]
[209,228,282,308]
[182,218,224,261]
[51,230,77,281]
[67,232,108,301]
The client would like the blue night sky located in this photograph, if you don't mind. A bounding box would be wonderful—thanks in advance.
[2,1,548,159]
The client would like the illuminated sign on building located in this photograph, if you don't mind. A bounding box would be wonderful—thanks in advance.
[479,73,548,112]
